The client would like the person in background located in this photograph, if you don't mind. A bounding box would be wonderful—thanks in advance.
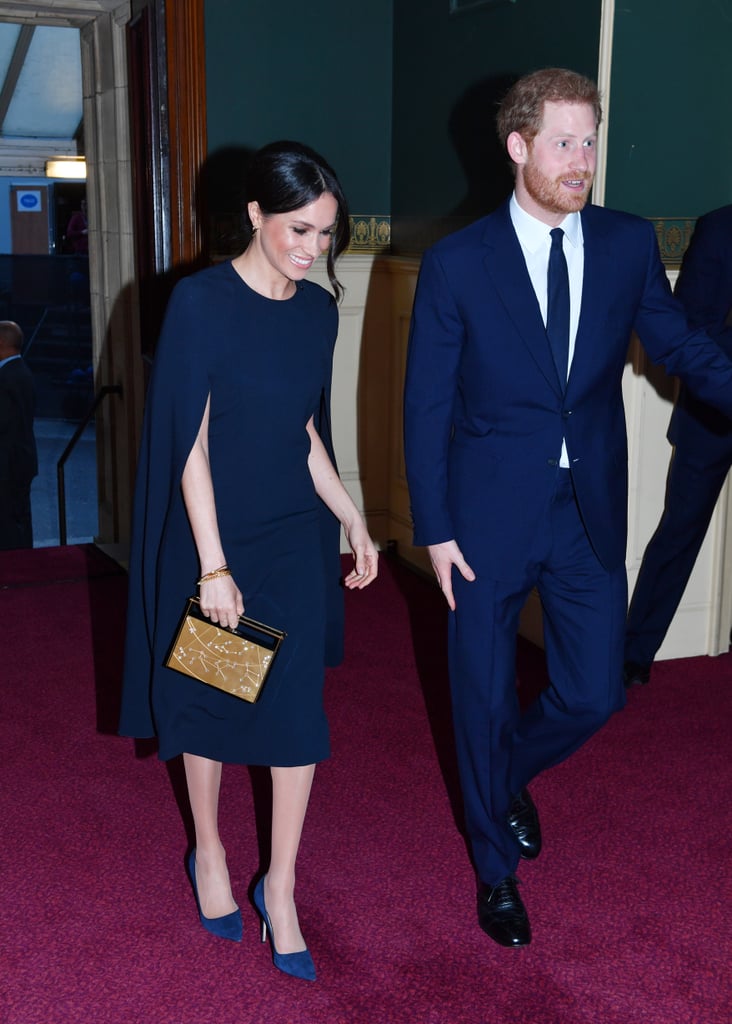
[0,320,38,550]
[65,198,88,254]
[119,141,378,981]
[624,204,732,686]
[404,69,732,948]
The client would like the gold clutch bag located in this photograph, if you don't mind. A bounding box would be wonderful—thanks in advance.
[165,596,286,703]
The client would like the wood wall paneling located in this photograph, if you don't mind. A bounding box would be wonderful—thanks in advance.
[165,0,207,266]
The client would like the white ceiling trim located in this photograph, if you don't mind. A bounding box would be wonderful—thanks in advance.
[0,134,77,176]
[0,2,127,28]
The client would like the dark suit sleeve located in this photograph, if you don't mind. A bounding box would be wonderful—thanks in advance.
[0,360,37,486]
[675,209,732,359]
[631,219,732,419]
[0,369,14,480]
[403,247,465,546]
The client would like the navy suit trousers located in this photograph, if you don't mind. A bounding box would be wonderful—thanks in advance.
[625,443,732,666]
[448,470,627,885]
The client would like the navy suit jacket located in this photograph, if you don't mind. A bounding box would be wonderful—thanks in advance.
[0,356,37,489]
[668,204,732,458]
[404,201,732,579]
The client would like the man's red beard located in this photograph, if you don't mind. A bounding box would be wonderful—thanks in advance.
[523,160,593,215]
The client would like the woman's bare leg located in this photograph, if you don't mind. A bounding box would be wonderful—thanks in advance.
[183,752,238,918]
[263,764,316,952]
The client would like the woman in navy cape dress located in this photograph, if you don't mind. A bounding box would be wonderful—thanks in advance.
[119,142,378,979]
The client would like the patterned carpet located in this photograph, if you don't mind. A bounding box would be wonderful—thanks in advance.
[1,544,730,1024]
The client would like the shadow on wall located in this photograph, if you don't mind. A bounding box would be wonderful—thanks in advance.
[201,145,256,263]
[135,145,256,370]
[448,73,517,220]
[392,73,518,253]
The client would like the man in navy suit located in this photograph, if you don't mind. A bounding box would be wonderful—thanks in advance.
[404,69,732,948]
[624,205,732,686]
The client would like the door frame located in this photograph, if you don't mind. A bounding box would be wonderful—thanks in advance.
[0,0,206,548]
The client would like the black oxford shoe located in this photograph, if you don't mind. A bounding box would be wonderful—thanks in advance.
[507,788,542,859]
[623,660,651,687]
[477,876,531,947]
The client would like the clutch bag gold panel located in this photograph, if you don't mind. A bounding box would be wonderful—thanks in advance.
[165,597,286,703]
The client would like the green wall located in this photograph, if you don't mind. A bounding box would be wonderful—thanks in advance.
[204,0,393,217]
[204,1,602,252]
[391,0,602,248]
[205,2,732,258]
[605,1,732,219]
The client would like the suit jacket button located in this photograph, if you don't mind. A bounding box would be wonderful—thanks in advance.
[547,458,558,466]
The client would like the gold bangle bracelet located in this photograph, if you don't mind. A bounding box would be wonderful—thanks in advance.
[197,565,231,585]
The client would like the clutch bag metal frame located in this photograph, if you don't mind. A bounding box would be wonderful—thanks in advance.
[165,596,286,703]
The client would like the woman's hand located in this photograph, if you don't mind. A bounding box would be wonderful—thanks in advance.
[305,417,379,590]
[199,574,244,629]
[343,518,379,590]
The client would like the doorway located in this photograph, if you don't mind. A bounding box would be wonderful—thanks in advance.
[0,22,95,545]
[0,2,144,556]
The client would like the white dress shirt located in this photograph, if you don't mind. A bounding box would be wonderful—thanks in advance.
[509,195,584,467]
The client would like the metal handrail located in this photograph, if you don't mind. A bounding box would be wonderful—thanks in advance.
[57,384,123,545]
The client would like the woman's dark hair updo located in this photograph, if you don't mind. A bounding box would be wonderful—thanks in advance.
[245,140,350,302]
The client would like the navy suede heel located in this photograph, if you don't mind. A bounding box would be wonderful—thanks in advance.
[252,876,316,981]
[188,850,242,942]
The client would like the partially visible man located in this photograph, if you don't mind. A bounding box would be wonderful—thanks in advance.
[0,320,38,549]
[404,69,732,948]
[624,205,732,686]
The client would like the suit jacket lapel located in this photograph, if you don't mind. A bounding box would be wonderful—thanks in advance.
[482,204,564,396]
[567,206,612,392]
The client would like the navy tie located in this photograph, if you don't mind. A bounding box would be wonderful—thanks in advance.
[546,227,570,389]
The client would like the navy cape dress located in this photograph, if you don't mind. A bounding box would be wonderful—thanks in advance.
[119,262,344,766]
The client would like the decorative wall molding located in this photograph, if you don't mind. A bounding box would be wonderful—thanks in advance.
[348,214,390,253]
[651,217,696,265]
[209,213,391,261]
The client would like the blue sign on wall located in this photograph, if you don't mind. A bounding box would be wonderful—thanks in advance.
[17,190,41,211]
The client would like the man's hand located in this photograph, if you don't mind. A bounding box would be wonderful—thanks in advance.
[427,540,476,610]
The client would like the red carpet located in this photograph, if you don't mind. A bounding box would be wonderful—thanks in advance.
[2,545,731,1024]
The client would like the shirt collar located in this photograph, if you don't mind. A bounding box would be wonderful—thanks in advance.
[509,193,582,253]
[0,353,21,370]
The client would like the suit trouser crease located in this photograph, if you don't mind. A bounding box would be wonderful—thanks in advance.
[448,470,627,885]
